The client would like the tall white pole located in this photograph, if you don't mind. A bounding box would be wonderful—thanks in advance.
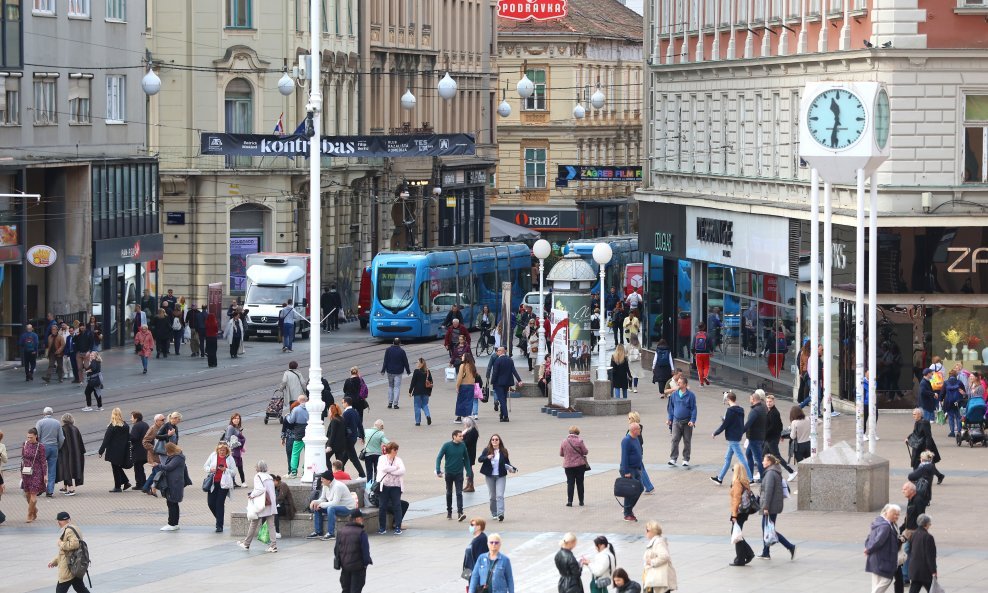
[868,175,878,453]
[302,0,327,484]
[809,169,820,456]
[854,169,866,460]
[597,265,609,381]
[537,258,546,371]
[822,180,833,450]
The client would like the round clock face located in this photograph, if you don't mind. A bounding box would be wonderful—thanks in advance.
[874,89,890,149]
[806,88,867,150]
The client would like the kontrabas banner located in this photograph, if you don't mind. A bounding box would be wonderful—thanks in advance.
[200,132,476,158]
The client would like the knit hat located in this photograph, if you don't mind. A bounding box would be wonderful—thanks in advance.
[320,470,334,481]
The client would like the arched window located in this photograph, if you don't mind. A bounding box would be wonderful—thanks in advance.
[225,78,253,167]
[229,203,269,294]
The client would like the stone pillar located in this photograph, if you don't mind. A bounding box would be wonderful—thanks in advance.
[796,441,889,512]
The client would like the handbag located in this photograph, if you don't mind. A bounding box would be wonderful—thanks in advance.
[906,432,924,451]
[935,406,946,426]
[478,558,499,593]
[896,548,907,567]
[228,434,242,449]
[202,472,214,493]
[594,554,613,589]
[613,476,644,498]
[121,442,134,470]
[21,442,40,475]
[153,436,167,456]
[445,366,457,381]
[425,371,433,389]
[474,383,484,399]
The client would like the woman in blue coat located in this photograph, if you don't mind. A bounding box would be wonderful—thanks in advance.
[158,442,190,532]
[469,533,514,593]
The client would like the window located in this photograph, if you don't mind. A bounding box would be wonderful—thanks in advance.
[964,95,988,183]
[523,69,546,111]
[106,75,124,123]
[0,76,19,124]
[755,94,764,175]
[33,77,56,125]
[225,78,253,167]
[226,0,250,28]
[321,0,329,32]
[33,0,54,15]
[105,0,125,20]
[524,147,546,188]
[68,0,89,17]
[1,0,21,69]
[69,75,91,124]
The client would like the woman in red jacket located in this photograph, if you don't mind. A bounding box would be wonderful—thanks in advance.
[204,313,219,368]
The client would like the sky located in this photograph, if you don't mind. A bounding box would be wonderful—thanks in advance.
[625,0,644,14]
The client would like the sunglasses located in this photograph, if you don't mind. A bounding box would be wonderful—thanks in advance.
[488,540,501,545]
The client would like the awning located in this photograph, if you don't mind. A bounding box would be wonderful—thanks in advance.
[489,216,541,242]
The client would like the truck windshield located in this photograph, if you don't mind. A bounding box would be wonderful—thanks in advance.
[377,267,416,313]
[246,285,293,305]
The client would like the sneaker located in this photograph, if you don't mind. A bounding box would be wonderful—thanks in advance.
[710,476,722,485]
[790,545,797,560]
[237,541,249,550]
[266,546,278,553]
[831,411,841,417]
[752,478,760,484]
[447,511,452,520]
[788,471,798,482]
[498,515,504,522]
[323,533,335,540]
[305,532,322,539]
[458,513,466,522]
[387,403,393,409]
[275,532,282,539]
[668,459,676,466]
[756,554,770,560]
[426,416,432,425]
[633,388,638,393]
[81,407,93,412]
[377,529,387,535]
[415,423,420,426]
[624,515,638,522]
[393,405,400,410]
[160,525,179,531]
[64,491,76,496]
[394,528,402,535]
[682,460,690,467]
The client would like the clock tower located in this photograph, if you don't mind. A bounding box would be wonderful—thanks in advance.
[799,82,890,184]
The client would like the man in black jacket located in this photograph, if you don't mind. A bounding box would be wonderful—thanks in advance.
[900,481,929,588]
[743,390,768,482]
[326,285,343,331]
[907,514,937,591]
[334,509,372,593]
[711,391,748,484]
[763,394,795,478]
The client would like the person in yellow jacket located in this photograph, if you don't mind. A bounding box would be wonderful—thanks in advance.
[48,511,90,593]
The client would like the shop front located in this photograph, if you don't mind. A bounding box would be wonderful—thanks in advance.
[92,233,164,349]
[638,201,687,354]
[578,197,634,237]
[490,207,582,245]
[796,222,988,408]
[438,167,490,246]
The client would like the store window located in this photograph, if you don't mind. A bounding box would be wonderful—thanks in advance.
[229,203,268,295]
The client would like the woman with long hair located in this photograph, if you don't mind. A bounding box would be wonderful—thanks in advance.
[98,407,132,492]
[728,462,755,566]
[223,412,246,484]
[324,403,347,471]
[409,357,434,426]
[588,535,618,593]
[227,311,244,358]
[83,351,104,411]
[455,353,479,422]
[20,427,47,522]
[203,441,238,532]
[610,344,633,399]
[478,434,516,522]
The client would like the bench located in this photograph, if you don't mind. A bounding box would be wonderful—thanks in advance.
[230,477,396,537]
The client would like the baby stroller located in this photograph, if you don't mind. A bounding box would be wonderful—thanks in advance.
[264,388,285,425]
[957,395,987,447]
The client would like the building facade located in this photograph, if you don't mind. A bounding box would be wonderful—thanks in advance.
[149,0,372,312]
[358,0,499,250]
[639,0,988,402]
[0,0,157,358]
[494,0,644,245]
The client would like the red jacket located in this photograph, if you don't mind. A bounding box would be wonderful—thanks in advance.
[205,314,219,338]
[444,324,470,349]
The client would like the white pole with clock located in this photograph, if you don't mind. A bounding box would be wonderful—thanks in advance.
[799,82,890,461]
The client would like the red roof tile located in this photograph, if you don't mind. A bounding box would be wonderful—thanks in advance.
[497,0,643,42]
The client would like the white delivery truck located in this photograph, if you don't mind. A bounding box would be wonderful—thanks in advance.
[243,253,311,341]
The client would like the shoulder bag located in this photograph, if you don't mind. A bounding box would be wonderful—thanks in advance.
[906,432,924,452]
[478,558,499,593]
[567,439,590,471]
[21,442,39,476]
[424,371,433,389]
[594,554,613,590]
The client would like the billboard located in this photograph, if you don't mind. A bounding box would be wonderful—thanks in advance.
[553,293,593,383]
[550,308,570,408]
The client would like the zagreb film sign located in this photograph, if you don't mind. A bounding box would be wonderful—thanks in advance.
[498,0,567,21]
[555,165,643,187]
[200,132,476,158]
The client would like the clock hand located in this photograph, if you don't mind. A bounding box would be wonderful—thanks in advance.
[829,98,842,147]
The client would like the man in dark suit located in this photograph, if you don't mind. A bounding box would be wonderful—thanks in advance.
[341,397,366,478]
[489,347,522,422]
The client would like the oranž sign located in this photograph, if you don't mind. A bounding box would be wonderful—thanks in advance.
[201,132,476,158]
[498,0,567,21]
[556,165,643,187]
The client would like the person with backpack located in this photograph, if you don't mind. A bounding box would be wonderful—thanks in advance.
[766,322,788,378]
[918,368,938,423]
[651,339,675,397]
[692,322,712,386]
[49,511,91,593]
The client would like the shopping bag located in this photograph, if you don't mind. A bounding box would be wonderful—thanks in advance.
[763,518,778,546]
[935,406,946,426]
[445,366,456,381]
[258,522,270,544]
[730,522,744,544]
[930,577,945,593]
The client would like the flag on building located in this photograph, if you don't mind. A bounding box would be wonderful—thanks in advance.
[273,112,285,135]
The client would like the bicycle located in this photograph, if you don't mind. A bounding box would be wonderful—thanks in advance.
[475,325,494,357]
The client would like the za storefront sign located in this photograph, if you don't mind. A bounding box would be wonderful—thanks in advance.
[498,0,567,21]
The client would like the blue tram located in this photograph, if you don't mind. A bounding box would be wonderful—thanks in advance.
[564,235,641,295]
[370,243,532,339]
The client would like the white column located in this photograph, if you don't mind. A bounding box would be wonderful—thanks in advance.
[822,180,833,450]
[817,0,829,52]
[696,0,705,61]
[797,0,808,54]
[711,0,722,60]
[596,265,609,381]
[302,0,327,484]
[681,0,689,63]
[761,0,771,57]
[666,0,676,64]
[839,0,851,50]
[809,168,820,456]
[868,175,878,452]
[854,169,866,460]
[743,0,755,58]
[778,0,790,55]
[727,0,737,60]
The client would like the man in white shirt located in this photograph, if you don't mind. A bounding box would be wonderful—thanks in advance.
[625,289,643,311]
[306,470,356,540]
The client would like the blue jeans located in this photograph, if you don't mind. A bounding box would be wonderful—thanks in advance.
[745,439,764,479]
[946,408,961,434]
[640,467,654,492]
[140,355,149,371]
[283,323,295,350]
[761,513,795,556]
[313,505,352,536]
[471,398,479,416]
[172,329,183,355]
[718,441,751,481]
[622,468,642,517]
[44,445,59,495]
[413,395,431,424]
[387,374,402,405]
[494,386,509,420]
[922,409,935,422]
[613,388,628,399]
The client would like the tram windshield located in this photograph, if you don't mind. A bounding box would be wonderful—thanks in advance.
[377,267,417,312]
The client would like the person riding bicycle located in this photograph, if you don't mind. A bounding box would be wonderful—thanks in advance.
[475,306,495,349]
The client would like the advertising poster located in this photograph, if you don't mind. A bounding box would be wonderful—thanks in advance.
[550,308,570,408]
[208,283,224,322]
[230,237,259,293]
[0,224,17,247]
[552,293,593,382]
[501,281,512,349]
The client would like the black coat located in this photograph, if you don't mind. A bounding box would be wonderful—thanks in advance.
[554,548,585,593]
[908,527,937,583]
[463,428,479,468]
[408,367,433,396]
[130,421,149,463]
[325,416,348,455]
[478,448,513,477]
[909,420,941,467]
[744,402,768,441]
[610,357,632,390]
[57,423,86,485]
[765,406,784,442]
[152,316,172,341]
[98,423,131,466]
[160,453,190,503]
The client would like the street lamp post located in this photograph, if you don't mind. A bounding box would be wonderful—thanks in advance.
[533,239,551,370]
[593,243,612,382]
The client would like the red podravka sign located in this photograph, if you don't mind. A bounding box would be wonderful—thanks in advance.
[498,0,567,21]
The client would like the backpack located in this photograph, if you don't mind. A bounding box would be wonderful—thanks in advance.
[63,526,91,579]
[775,332,788,354]
[738,487,760,516]
[914,477,931,507]
[929,372,944,392]
[693,332,708,353]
